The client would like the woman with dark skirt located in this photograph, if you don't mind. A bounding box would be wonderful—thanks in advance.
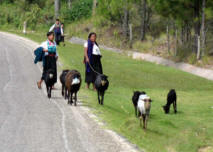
[37,32,58,89]
[84,32,103,90]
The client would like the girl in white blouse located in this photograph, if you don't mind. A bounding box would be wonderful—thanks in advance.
[84,32,103,90]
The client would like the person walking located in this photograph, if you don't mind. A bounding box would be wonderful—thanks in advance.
[37,31,58,89]
[49,19,62,45]
[84,32,103,90]
[60,23,65,46]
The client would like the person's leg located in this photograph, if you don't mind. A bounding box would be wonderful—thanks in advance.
[86,83,90,89]
[37,80,42,89]
[37,70,45,89]
[92,83,96,91]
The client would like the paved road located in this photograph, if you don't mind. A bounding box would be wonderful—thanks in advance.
[0,32,139,152]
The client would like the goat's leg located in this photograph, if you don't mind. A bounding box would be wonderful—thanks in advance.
[65,87,68,100]
[142,115,146,129]
[46,85,49,98]
[47,86,51,98]
[62,84,64,96]
[138,111,141,117]
[97,91,101,104]
[135,106,137,117]
[67,91,70,104]
[49,87,52,98]
[173,100,177,113]
[145,115,148,129]
[74,92,77,106]
[101,92,104,105]
[70,92,73,105]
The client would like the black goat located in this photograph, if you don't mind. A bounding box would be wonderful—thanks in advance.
[44,69,56,98]
[65,70,81,106]
[94,74,109,105]
[60,69,70,98]
[132,91,146,117]
[163,89,177,114]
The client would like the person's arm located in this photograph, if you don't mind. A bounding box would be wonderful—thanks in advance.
[61,27,64,36]
[55,50,58,60]
[49,24,55,32]
[84,42,89,63]
[41,41,48,52]
[84,47,89,63]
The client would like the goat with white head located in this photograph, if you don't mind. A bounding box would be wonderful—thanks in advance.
[137,94,152,129]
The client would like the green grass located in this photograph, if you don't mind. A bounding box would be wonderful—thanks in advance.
[4,30,213,152]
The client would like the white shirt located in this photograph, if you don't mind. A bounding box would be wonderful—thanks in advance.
[40,40,58,57]
[49,24,64,35]
[84,42,101,55]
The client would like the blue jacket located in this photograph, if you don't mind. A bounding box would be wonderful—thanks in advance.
[34,47,45,67]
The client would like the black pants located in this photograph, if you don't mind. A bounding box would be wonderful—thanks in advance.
[85,55,102,83]
[42,55,57,83]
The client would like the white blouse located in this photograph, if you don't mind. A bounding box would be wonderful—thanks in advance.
[40,40,58,57]
[84,42,101,55]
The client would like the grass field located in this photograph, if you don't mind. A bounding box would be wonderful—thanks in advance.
[4,30,213,152]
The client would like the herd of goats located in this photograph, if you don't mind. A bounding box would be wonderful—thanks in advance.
[43,68,177,130]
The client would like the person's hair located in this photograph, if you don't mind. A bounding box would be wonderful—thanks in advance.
[47,31,54,37]
[88,32,96,39]
[61,23,64,25]
[56,18,60,21]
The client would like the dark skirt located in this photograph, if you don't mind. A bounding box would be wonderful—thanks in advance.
[85,54,103,83]
[61,36,64,42]
[55,33,61,45]
[41,55,57,83]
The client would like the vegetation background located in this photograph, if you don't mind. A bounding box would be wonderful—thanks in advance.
[1,0,213,67]
[1,1,213,152]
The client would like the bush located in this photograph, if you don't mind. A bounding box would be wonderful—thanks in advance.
[61,0,93,23]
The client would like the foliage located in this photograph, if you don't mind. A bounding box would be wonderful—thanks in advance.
[61,0,93,23]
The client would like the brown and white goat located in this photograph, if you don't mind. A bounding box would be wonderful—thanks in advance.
[65,70,81,106]
[137,94,152,129]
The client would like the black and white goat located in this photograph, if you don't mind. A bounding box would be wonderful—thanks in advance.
[65,70,81,106]
[94,74,109,105]
[60,69,70,98]
[132,91,146,117]
[137,94,152,129]
[44,69,56,98]
[163,89,177,114]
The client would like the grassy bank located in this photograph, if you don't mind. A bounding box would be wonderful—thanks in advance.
[5,30,213,152]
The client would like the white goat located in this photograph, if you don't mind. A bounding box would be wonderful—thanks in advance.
[137,94,152,129]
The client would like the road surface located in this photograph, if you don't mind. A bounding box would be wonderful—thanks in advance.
[0,32,139,152]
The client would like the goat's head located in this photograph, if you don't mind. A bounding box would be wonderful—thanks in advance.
[49,73,54,79]
[100,74,108,86]
[71,74,81,85]
[162,105,170,114]
[144,97,152,109]
[47,69,55,79]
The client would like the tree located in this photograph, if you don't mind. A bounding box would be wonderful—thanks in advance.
[55,0,60,18]
[122,0,129,39]
[200,0,206,56]
[67,0,71,9]
[92,0,97,16]
[140,0,147,41]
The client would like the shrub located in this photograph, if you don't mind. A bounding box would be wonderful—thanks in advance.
[61,0,93,23]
